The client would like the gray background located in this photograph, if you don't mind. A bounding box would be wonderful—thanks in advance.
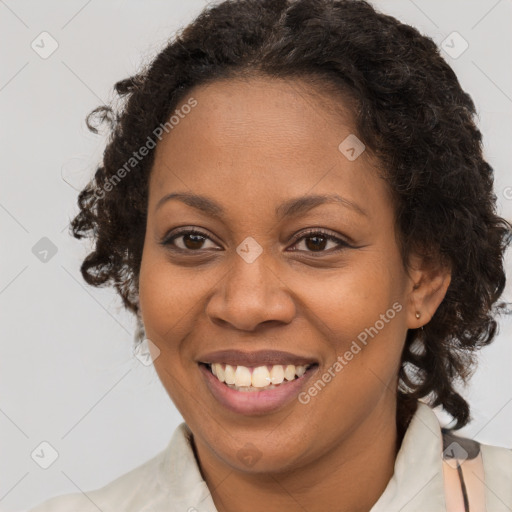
[1,1,511,511]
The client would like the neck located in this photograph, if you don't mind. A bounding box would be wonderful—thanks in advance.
[192,396,410,512]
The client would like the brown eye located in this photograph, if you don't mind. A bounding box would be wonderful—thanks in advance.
[161,228,351,255]
[290,229,351,254]
[180,233,207,250]
[162,229,219,251]
[304,235,328,251]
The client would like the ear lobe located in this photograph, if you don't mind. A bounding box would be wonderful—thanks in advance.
[406,254,452,329]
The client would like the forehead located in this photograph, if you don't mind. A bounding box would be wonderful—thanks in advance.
[149,76,389,219]
[167,75,357,147]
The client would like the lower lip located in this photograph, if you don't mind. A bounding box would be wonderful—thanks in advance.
[199,363,319,415]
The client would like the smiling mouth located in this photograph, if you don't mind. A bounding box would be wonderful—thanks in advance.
[199,362,319,392]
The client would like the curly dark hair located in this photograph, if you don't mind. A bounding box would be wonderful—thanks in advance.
[70,0,512,432]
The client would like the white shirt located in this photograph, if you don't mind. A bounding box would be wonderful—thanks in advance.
[28,402,512,511]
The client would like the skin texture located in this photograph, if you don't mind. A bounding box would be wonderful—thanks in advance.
[138,76,451,512]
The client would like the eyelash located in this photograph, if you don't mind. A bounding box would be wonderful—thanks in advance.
[160,227,352,255]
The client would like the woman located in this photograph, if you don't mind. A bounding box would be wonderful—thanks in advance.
[30,0,512,510]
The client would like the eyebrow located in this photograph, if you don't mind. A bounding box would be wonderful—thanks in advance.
[155,192,368,219]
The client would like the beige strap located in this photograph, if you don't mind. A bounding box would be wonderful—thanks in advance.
[442,450,486,512]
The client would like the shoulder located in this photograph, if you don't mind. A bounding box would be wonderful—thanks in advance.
[27,443,171,512]
[26,492,95,512]
[479,441,512,508]
[480,439,512,471]
[442,427,512,509]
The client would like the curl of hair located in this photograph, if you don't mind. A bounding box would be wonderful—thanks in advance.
[70,0,512,431]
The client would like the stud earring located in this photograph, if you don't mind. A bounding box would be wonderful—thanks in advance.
[415,311,421,319]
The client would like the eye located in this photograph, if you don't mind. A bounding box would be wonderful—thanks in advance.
[289,229,351,254]
[160,227,352,254]
[161,228,220,252]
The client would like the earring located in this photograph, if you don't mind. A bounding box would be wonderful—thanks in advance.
[415,311,421,319]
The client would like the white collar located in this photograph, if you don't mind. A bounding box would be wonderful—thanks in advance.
[370,401,446,511]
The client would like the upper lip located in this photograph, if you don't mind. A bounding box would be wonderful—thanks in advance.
[198,349,319,367]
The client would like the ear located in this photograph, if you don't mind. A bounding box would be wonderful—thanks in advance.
[405,252,452,329]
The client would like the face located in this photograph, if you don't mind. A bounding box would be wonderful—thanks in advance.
[138,76,446,474]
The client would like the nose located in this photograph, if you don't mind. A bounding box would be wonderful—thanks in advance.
[205,248,296,332]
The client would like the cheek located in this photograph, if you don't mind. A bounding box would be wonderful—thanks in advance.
[138,245,220,353]
[297,261,405,342]
[138,257,170,338]
[138,248,202,411]
[138,245,183,346]
[295,270,406,429]
[293,257,408,400]
[139,239,185,323]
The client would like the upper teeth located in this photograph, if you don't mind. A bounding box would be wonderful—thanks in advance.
[210,363,310,388]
